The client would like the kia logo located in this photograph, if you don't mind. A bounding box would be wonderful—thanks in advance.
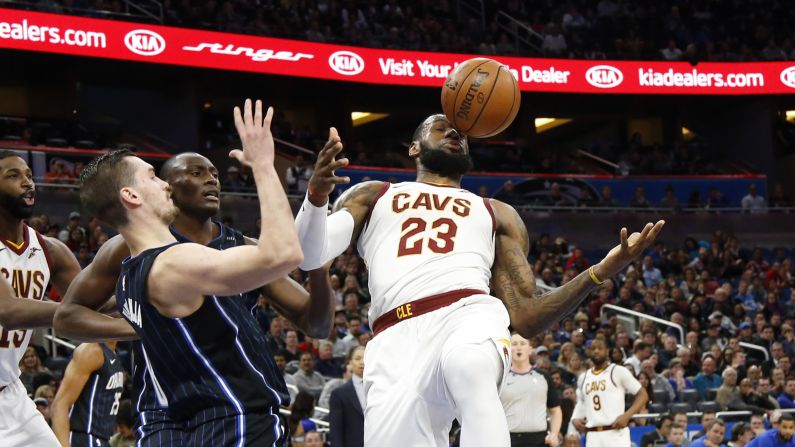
[125,30,165,56]
[585,65,623,88]
[328,51,364,76]
[780,66,795,88]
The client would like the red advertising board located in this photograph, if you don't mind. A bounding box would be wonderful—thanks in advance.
[3,8,795,95]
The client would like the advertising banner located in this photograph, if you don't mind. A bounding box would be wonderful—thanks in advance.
[3,8,795,95]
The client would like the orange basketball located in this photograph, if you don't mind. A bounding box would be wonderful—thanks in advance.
[441,58,521,138]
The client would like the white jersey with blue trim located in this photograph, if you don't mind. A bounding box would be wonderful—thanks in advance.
[357,181,496,322]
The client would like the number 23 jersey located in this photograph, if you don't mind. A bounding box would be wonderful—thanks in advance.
[575,363,642,427]
[357,181,496,322]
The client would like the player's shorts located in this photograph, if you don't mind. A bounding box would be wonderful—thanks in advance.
[69,431,109,447]
[0,378,59,446]
[137,410,186,447]
[363,293,511,447]
[585,428,630,447]
[183,412,287,447]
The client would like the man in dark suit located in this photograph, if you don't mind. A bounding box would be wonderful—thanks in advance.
[641,415,673,447]
[330,346,365,447]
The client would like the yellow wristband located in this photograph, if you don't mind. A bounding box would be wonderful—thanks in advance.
[589,266,605,285]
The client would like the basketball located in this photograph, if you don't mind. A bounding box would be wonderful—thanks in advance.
[441,58,521,138]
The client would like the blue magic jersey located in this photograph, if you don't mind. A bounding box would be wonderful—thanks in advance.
[132,223,263,429]
[68,343,124,443]
[116,224,287,436]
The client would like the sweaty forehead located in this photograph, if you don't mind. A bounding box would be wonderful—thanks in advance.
[420,114,451,132]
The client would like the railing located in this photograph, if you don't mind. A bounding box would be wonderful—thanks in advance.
[279,408,330,431]
[122,0,163,24]
[600,304,685,345]
[577,149,620,173]
[43,330,77,355]
[515,204,795,214]
[495,11,544,54]
[739,342,770,361]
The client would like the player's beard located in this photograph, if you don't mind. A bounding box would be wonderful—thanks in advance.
[418,141,473,178]
[0,191,34,219]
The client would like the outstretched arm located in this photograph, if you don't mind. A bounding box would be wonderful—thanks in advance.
[490,199,664,338]
[50,343,105,446]
[294,127,382,270]
[0,275,57,329]
[54,235,138,341]
[149,100,302,315]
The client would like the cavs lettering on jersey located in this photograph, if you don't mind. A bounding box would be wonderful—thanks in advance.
[357,182,496,321]
[576,363,641,427]
[0,225,52,386]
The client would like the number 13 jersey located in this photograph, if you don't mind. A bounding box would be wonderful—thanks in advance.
[357,181,496,322]
[0,225,51,386]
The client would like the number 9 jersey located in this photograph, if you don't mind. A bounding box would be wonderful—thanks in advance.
[357,181,496,323]
[574,363,642,427]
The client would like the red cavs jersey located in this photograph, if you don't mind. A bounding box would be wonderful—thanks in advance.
[357,182,496,321]
[0,225,51,386]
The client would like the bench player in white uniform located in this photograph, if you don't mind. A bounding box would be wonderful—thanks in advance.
[0,151,92,446]
[571,339,648,447]
[295,116,664,446]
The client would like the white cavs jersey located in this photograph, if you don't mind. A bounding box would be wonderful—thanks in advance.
[575,363,641,427]
[0,225,52,386]
[357,181,496,321]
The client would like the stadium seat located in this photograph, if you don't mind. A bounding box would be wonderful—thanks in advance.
[681,389,700,408]
[706,388,718,401]
[697,401,720,413]
[653,390,669,404]
[670,402,692,414]
[649,402,667,414]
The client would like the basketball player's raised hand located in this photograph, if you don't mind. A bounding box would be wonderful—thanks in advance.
[306,127,350,206]
[230,99,275,170]
[596,220,666,279]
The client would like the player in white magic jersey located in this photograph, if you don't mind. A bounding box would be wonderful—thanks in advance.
[571,339,648,447]
[0,151,103,446]
[295,115,664,447]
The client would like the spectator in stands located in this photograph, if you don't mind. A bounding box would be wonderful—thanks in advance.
[642,359,676,404]
[751,414,768,436]
[694,354,723,399]
[58,211,86,243]
[659,335,679,368]
[542,23,567,56]
[740,378,777,412]
[221,165,246,193]
[776,378,795,409]
[33,397,50,426]
[282,329,301,363]
[329,345,365,447]
[642,256,663,288]
[292,352,326,399]
[304,431,323,447]
[18,346,52,394]
[315,340,343,378]
[661,40,684,61]
[691,419,727,447]
[742,184,767,213]
[746,413,795,446]
[598,185,618,207]
[288,392,318,447]
[641,415,673,447]
[630,186,652,208]
[625,341,652,376]
[666,423,687,447]
[564,247,590,272]
[661,185,680,209]
[109,399,135,447]
[265,317,286,354]
[668,358,695,400]
[44,158,75,186]
[285,154,313,195]
[729,422,755,447]
[706,188,730,209]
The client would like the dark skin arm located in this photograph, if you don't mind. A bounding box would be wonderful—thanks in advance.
[53,235,138,341]
[0,237,82,330]
[613,387,648,429]
[490,199,665,338]
[243,236,335,338]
